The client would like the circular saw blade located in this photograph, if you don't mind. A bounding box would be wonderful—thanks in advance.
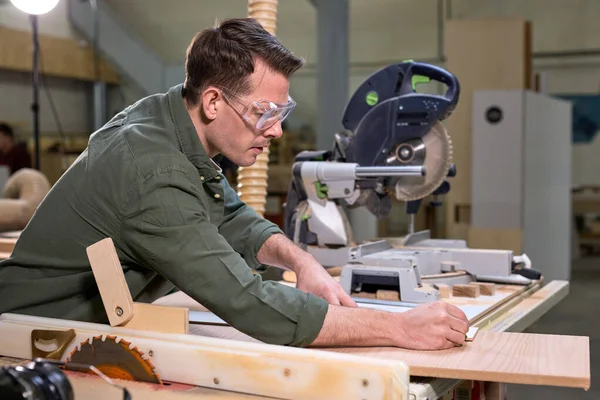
[389,121,453,201]
[66,335,162,384]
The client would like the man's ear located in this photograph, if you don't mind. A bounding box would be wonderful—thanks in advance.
[200,88,221,121]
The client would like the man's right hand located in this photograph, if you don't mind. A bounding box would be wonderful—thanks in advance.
[310,300,469,350]
[394,301,469,350]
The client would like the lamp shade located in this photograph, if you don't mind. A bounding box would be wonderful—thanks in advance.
[10,0,60,15]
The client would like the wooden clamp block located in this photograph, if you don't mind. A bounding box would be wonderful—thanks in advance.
[434,283,451,298]
[376,290,400,301]
[86,238,189,334]
[353,291,377,299]
[452,284,480,298]
[469,282,496,296]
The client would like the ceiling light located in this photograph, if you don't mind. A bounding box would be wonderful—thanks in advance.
[10,0,60,15]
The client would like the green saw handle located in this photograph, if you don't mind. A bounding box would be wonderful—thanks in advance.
[399,61,460,109]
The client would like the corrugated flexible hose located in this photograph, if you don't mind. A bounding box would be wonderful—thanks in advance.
[237,0,279,217]
[0,168,50,232]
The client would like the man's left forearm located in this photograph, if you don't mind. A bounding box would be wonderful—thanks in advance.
[256,233,316,274]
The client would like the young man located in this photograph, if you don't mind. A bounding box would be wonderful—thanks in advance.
[0,123,32,174]
[0,18,468,349]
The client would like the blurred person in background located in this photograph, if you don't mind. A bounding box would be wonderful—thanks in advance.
[0,123,32,174]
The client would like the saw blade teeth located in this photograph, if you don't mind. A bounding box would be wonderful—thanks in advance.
[64,334,162,384]
[144,357,155,370]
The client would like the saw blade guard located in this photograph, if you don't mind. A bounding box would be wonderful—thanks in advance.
[341,61,460,135]
[339,61,459,202]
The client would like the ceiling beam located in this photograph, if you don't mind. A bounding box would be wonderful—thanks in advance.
[67,0,164,95]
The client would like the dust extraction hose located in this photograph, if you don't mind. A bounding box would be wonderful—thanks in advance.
[237,0,279,217]
[0,168,50,232]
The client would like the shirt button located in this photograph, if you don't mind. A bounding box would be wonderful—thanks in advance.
[214,193,221,199]
[200,176,205,181]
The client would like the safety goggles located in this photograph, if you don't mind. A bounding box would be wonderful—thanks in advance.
[221,89,296,131]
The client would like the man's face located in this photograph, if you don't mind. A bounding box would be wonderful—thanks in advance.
[206,60,292,167]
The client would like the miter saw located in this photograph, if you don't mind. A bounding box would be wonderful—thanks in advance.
[283,61,541,305]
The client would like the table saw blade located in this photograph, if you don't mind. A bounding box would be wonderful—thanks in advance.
[389,121,453,201]
[66,335,162,384]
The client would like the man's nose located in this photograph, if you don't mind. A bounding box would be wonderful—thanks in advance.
[264,121,283,139]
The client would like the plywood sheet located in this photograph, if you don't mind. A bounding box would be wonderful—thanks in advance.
[154,282,590,390]
[0,26,119,84]
[325,331,589,389]
[444,18,532,240]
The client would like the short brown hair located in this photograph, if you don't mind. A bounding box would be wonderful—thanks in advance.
[182,18,304,106]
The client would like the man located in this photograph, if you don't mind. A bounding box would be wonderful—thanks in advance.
[0,18,468,350]
[0,123,32,174]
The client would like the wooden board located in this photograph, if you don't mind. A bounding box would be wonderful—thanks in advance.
[444,18,533,240]
[0,26,120,84]
[0,313,410,400]
[325,331,589,390]
[153,281,590,390]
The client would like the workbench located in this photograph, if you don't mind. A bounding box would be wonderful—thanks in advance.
[151,279,570,400]
[2,277,568,400]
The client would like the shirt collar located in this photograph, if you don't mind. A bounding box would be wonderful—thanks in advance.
[166,84,222,177]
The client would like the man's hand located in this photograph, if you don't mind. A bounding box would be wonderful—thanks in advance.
[295,259,357,307]
[256,233,357,307]
[310,300,469,350]
[393,301,469,350]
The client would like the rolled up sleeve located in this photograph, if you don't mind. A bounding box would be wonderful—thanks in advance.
[119,167,328,347]
[218,182,283,271]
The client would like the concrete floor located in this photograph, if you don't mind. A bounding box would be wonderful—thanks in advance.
[507,255,598,399]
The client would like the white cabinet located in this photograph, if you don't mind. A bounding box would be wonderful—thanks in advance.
[470,90,572,281]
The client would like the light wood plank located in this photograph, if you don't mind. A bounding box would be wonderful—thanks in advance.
[433,283,450,298]
[0,26,119,84]
[324,331,589,389]
[469,282,496,296]
[452,284,480,298]
[0,313,410,400]
[155,282,589,390]
[444,18,532,240]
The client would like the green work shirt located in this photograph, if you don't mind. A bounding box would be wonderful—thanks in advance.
[0,84,328,347]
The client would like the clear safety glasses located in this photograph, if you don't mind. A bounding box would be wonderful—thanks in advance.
[221,90,296,131]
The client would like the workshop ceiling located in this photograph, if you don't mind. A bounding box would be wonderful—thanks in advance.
[101,0,432,66]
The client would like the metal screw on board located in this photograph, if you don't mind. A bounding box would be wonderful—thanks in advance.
[362,379,369,387]
[115,306,123,316]
[213,378,220,384]
[284,368,291,377]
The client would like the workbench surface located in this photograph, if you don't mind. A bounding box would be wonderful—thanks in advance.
[0,279,571,400]
[151,279,572,399]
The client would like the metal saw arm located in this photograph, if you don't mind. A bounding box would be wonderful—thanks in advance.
[283,153,424,248]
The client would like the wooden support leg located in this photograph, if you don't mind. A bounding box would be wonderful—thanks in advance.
[485,381,507,400]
